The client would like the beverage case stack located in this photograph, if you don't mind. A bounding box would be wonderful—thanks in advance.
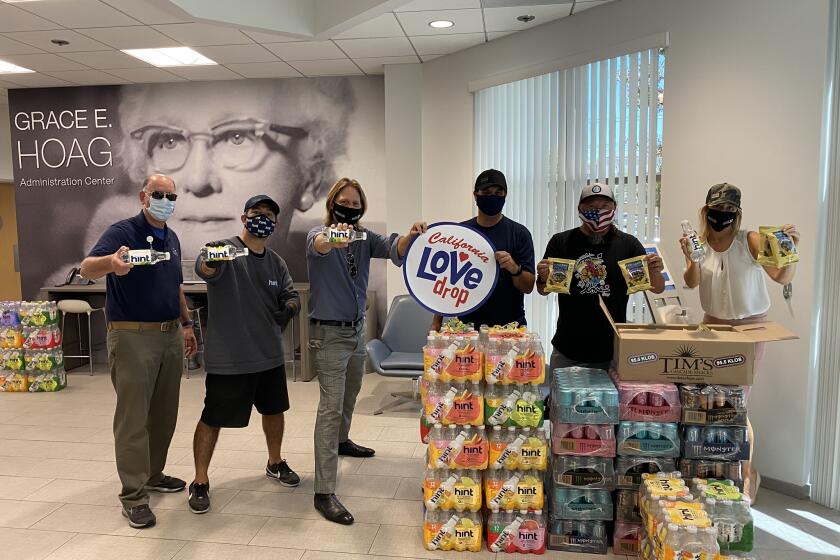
[421,320,549,554]
[548,367,619,554]
[0,301,66,393]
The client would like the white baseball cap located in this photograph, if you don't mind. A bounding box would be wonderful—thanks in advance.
[579,183,615,203]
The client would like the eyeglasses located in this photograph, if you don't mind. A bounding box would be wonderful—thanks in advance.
[130,118,309,173]
[146,190,178,202]
[345,251,358,279]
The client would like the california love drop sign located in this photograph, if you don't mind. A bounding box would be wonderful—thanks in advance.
[403,222,499,316]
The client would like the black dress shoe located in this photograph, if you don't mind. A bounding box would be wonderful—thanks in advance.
[314,493,354,525]
[338,439,375,458]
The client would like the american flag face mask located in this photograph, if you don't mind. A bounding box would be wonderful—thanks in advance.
[579,207,615,232]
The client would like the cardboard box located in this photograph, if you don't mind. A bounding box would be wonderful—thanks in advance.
[601,298,797,385]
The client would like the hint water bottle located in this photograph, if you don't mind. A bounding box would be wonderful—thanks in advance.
[204,244,249,261]
[681,220,706,262]
[122,235,170,266]
[324,226,367,243]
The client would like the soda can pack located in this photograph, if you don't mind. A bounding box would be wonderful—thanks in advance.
[550,488,613,521]
[615,456,678,489]
[616,421,681,458]
[682,426,751,461]
[615,488,644,524]
[551,367,619,425]
[680,384,749,426]
[616,380,681,422]
[679,458,744,489]
[547,518,609,554]
[552,456,616,490]
[614,520,643,556]
[551,422,616,457]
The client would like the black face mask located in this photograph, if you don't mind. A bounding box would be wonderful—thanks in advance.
[332,203,363,225]
[707,208,738,232]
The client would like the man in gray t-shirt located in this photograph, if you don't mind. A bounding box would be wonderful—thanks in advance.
[187,195,301,515]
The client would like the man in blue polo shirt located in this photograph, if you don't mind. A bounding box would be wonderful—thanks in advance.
[80,173,197,529]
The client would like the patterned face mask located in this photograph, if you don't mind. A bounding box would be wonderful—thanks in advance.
[245,214,276,238]
[579,207,615,232]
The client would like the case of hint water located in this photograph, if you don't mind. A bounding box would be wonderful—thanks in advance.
[552,456,615,490]
[615,456,677,489]
[551,367,619,424]
[551,423,616,457]
[615,489,643,523]
[682,426,751,461]
[616,421,681,457]
[680,384,749,426]
[616,380,681,422]
[547,518,609,554]
[550,488,613,521]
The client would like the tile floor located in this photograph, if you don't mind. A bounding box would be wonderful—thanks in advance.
[0,367,838,559]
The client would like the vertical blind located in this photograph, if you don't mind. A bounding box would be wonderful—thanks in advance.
[474,48,665,343]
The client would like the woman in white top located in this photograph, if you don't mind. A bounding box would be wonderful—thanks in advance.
[680,182,800,500]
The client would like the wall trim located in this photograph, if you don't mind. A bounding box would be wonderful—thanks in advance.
[762,476,812,501]
[468,31,669,92]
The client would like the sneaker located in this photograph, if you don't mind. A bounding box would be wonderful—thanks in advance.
[147,475,186,493]
[266,459,300,487]
[188,482,210,514]
[122,504,156,528]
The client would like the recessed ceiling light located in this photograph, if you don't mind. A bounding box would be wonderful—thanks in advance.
[0,59,35,74]
[122,47,217,67]
[429,20,454,29]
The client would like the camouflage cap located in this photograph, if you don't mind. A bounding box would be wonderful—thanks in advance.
[705,183,741,209]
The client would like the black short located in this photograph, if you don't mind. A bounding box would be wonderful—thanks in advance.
[200,365,289,428]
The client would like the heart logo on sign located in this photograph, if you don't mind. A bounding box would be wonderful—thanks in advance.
[403,222,499,316]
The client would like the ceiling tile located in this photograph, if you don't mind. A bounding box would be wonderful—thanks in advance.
[46,69,131,85]
[106,67,185,83]
[241,29,301,43]
[0,35,43,55]
[487,30,516,41]
[354,55,419,75]
[21,0,139,28]
[0,4,63,32]
[165,65,243,81]
[100,0,192,25]
[1,73,72,87]
[483,4,572,32]
[335,37,414,59]
[263,41,345,61]
[60,50,151,69]
[77,26,181,49]
[395,0,481,11]
[333,13,405,39]
[409,32,485,55]
[224,61,301,79]
[5,30,111,52]
[572,0,612,14]
[288,58,362,77]
[153,23,252,46]
[396,9,484,36]
[193,44,277,64]
[0,53,87,71]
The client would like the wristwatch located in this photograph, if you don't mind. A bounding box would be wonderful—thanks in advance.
[511,264,523,277]
[181,320,195,328]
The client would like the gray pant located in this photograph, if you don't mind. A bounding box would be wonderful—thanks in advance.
[310,321,366,495]
[108,324,183,508]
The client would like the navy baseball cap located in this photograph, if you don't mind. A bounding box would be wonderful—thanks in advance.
[244,194,280,216]
[474,169,508,192]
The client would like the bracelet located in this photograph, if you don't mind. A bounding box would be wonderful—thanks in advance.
[181,320,195,328]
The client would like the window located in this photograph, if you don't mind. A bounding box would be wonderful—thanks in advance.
[474,48,665,342]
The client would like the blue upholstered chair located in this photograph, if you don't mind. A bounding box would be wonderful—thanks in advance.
[366,294,432,415]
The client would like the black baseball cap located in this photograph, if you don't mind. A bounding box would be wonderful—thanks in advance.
[474,169,507,192]
[244,194,280,216]
[705,183,741,209]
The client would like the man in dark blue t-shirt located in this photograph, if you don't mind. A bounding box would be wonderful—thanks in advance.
[81,174,197,530]
[432,169,536,330]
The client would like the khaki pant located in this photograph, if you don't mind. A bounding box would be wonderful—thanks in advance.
[309,321,366,495]
[108,324,183,508]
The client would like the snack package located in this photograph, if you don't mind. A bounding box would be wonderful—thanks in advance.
[545,258,575,294]
[618,255,652,295]
[757,226,799,268]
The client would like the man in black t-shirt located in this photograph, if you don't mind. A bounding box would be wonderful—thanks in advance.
[431,169,535,330]
[536,183,665,370]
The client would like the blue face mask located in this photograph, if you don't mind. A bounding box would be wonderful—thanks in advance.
[476,194,506,216]
[246,214,276,238]
[147,196,175,222]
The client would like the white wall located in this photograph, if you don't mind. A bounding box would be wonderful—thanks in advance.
[396,0,830,490]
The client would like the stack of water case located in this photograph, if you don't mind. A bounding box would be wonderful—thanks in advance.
[548,367,618,554]
[611,370,682,555]
[421,320,548,553]
[679,384,750,492]
[0,301,66,393]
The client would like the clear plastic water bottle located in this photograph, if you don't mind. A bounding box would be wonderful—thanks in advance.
[323,226,367,243]
[204,244,249,261]
[682,220,706,262]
